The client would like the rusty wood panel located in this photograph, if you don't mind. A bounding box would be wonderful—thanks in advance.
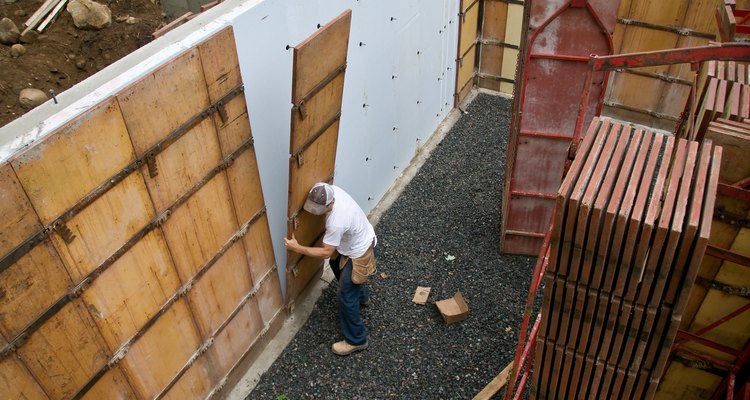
[120,299,201,399]
[456,45,477,105]
[256,267,284,326]
[117,49,211,156]
[10,99,136,225]
[81,229,180,351]
[290,73,344,156]
[0,356,49,400]
[160,175,239,281]
[80,365,137,400]
[460,0,479,52]
[292,10,351,104]
[0,167,73,341]
[211,96,251,158]
[286,251,324,310]
[199,27,241,105]
[18,299,108,400]
[209,296,263,376]
[188,241,252,337]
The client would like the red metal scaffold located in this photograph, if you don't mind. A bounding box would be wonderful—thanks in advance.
[504,42,750,400]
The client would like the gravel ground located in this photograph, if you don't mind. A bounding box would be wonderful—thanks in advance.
[249,93,536,399]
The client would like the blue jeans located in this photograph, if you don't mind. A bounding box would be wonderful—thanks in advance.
[330,251,373,345]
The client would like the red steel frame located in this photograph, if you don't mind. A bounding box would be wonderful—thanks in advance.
[501,0,618,256]
[506,43,750,400]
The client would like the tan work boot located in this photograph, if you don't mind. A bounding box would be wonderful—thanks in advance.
[331,340,368,356]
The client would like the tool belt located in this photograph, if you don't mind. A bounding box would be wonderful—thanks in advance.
[341,239,376,284]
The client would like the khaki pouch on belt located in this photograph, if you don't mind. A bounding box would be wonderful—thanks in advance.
[350,244,376,284]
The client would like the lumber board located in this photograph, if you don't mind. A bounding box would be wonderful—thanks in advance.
[187,241,252,337]
[473,361,513,400]
[120,299,201,399]
[705,122,750,183]
[10,99,135,224]
[160,174,239,281]
[117,48,211,156]
[81,228,181,351]
[18,299,108,400]
[292,9,351,104]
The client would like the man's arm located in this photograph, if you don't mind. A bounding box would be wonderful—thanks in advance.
[284,234,336,258]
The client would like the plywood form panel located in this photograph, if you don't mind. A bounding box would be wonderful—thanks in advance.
[482,1,508,41]
[459,1,479,55]
[211,96,252,158]
[120,299,201,399]
[479,44,504,79]
[292,10,351,104]
[456,45,477,104]
[0,165,73,340]
[81,229,180,351]
[10,99,135,224]
[117,48,210,156]
[188,241,252,336]
[80,365,137,400]
[243,214,277,283]
[256,269,284,326]
[18,299,108,400]
[199,27,242,105]
[162,353,215,400]
[290,73,345,155]
[286,211,326,269]
[209,297,263,375]
[287,122,340,217]
[160,175,239,281]
[0,356,50,400]
[47,173,155,281]
[286,251,325,308]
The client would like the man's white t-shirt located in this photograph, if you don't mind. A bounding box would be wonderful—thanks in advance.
[323,185,377,258]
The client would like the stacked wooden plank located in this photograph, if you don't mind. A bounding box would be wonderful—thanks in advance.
[691,61,750,139]
[533,117,721,400]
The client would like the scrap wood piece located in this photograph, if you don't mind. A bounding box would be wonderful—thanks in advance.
[473,361,514,400]
[36,0,68,33]
[412,286,430,305]
[22,0,63,35]
[152,12,193,38]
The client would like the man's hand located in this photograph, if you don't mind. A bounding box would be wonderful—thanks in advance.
[284,234,300,253]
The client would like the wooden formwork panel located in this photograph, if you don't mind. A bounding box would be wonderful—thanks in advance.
[455,0,479,105]
[0,356,49,399]
[210,297,264,375]
[80,365,137,400]
[188,241,253,336]
[119,299,201,399]
[18,299,109,400]
[478,0,523,95]
[286,10,351,309]
[0,27,281,399]
[160,175,239,280]
[81,229,180,351]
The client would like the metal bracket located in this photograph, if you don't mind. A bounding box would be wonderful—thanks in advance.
[53,221,76,244]
[296,152,304,167]
[715,207,750,228]
[297,100,308,119]
[146,154,159,178]
[217,103,229,124]
[292,214,300,230]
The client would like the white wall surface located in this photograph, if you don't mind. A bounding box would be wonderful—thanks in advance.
[0,0,459,298]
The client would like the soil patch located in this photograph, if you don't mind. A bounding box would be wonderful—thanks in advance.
[0,0,168,128]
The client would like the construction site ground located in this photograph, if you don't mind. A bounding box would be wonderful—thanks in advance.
[0,0,166,128]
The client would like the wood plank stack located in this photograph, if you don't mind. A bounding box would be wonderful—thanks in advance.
[533,117,721,400]
[691,60,750,140]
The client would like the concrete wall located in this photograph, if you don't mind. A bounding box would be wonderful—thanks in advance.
[0,0,459,297]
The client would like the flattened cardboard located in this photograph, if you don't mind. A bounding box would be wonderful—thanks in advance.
[412,287,431,305]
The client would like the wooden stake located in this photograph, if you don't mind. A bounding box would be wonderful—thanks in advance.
[474,362,514,400]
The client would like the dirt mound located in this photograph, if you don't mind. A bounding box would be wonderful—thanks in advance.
[0,0,168,129]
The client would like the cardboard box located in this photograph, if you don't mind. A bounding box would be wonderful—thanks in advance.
[435,292,469,324]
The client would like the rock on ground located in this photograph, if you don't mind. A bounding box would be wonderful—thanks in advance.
[19,88,48,108]
[67,0,112,30]
[0,17,19,45]
[249,93,535,399]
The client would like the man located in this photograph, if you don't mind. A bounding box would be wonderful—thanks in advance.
[284,182,377,356]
